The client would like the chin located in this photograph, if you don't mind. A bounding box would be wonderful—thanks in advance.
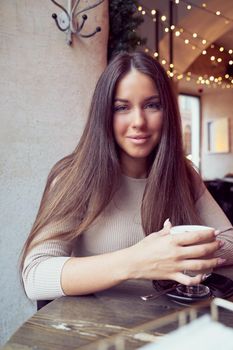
[128,151,153,159]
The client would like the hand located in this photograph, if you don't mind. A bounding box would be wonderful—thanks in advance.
[128,220,225,286]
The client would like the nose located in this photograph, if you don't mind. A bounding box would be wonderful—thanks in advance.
[132,108,146,129]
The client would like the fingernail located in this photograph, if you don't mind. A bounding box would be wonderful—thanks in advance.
[163,218,171,227]
[202,273,211,281]
[214,230,221,236]
[218,240,225,248]
[217,258,227,265]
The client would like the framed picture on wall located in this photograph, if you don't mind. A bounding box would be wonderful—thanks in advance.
[178,94,200,169]
[207,118,230,153]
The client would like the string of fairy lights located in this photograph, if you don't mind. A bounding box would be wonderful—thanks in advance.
[137,0,233,88]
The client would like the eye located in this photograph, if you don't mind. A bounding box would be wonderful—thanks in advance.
[144,102,162,111]
[113,105,129,112]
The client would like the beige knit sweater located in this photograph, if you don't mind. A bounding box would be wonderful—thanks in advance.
[22,175,233,300]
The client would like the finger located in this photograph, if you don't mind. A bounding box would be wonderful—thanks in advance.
[163,218,171,229]
[155,220,171,237]
[155,229,170,237]
[172,229,215,246]
[174,272,203,286]
[179,257,225,272]
[178,240,222,259]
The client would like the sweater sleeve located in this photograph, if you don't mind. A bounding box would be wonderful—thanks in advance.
[22,241,72,300]
[195,187,233,265]
[22,218,75,301]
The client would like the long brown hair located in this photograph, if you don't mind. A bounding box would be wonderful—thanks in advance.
[20,51,202,270]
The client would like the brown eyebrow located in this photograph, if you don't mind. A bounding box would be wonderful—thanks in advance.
[114,98,128,103]
[144,95,160,102]
[114,95,160,103]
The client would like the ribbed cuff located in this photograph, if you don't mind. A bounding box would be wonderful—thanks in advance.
[26,257,70,300]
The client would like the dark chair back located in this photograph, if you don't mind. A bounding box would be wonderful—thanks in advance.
[37,300,52,310]
[204,179,233,224]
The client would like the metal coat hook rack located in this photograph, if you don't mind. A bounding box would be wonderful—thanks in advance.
[51,0,104,45]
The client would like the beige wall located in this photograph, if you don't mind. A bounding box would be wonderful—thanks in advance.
[201,89,233,179]
[0,0,108,345]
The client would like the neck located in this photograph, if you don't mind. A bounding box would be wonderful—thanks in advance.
[120,156,149,179]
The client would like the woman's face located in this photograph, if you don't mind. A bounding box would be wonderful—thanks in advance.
[113,69,163,177]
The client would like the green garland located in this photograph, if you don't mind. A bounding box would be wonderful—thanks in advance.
[108,0,146,61]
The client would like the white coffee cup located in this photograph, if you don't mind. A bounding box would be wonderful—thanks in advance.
[170,225,214,276]
[170,225,214,235]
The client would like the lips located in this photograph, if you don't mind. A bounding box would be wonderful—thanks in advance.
[127,134,150,140]
[127,134,151,144]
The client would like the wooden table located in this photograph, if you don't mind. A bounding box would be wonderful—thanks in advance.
[3,269,233,350]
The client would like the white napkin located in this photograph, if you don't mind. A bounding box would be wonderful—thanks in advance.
[138,315,233,350]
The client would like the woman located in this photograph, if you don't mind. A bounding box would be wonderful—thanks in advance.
[21,52,233,300]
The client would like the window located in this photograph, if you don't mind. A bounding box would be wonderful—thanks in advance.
[178,94,200,169]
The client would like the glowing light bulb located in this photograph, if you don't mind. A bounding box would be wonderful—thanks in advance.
[138,6,142,11]
[216,11,221,15]
[175,31,180,37]
[184,39,189,44]
[151,9,156,15]
[202,39,207,45]
[192,33,197,38]
[161,15,166,21]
